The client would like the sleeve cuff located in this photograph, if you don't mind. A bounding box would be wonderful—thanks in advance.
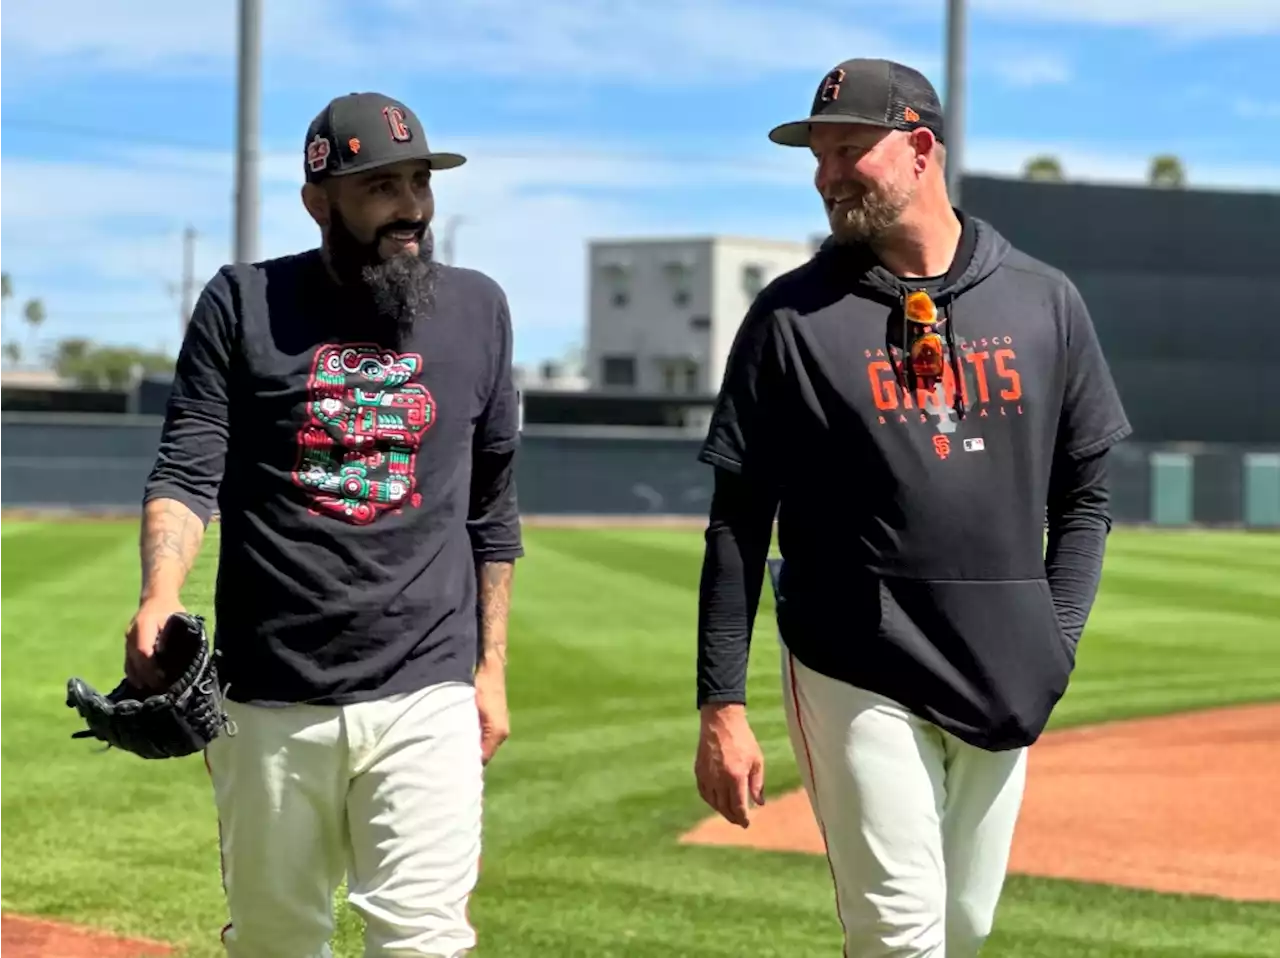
[476,436,520,455]
[471,545,525,562]
[697,689,748,708]
[697,448,744,473]
[141,486,218,526]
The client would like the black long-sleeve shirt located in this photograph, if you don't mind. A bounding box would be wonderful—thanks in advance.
[144,250,523,706]
[696,449,1114,709]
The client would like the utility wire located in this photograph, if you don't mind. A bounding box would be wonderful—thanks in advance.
[3,118,804,175]
[3,119,226,152]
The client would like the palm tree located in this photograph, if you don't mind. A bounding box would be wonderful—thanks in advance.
[2,272,12,329]
[1149,154,1186,188]
[23,298,46,367]
[3,342,21,367]
[51,337,91,380]
[1023,155,1065,182]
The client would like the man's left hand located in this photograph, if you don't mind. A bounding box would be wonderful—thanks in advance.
[475,662,510,765]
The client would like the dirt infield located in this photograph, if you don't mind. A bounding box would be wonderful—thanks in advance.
[0,914,173,958]
[7,705,1274,956]
[680,701,1280,902]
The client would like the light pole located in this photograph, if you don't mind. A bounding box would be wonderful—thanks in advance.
[944,0,966,205]
[440,215,467,266]
[234,0,262,263]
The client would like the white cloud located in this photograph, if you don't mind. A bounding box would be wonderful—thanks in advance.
[0,0,231,63]
[988,53,1073,87]
[0,0,930,82]
[4,133,1277,364]
[1235,99,1280,120]
[969,0,1280,36]
[965,138,1280,190]
[8,3,1273,371]
[381,0,934,82]
[0,0,358,70]
[0,136,817,360]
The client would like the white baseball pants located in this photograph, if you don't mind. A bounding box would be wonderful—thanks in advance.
[202,679,483,958]
[781,646,1027,958]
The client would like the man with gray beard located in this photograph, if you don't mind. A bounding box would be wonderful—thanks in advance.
[129,92,523,956]
[692,59,1130,956]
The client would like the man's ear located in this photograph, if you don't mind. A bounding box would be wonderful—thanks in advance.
[301,182,331,228]
[910,127,940,173]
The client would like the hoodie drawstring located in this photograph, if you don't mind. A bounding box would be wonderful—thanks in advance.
[942,302,966,420]
[856,210,981,422]
[891,291,967,421]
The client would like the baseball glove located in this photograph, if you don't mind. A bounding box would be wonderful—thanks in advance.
[66,612,235,760]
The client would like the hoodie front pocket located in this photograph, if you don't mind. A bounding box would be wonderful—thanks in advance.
[878,576,1074,748]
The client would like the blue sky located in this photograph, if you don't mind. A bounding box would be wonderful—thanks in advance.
[3,0,1278,367]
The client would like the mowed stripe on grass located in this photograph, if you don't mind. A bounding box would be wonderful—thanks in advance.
[2,521,1277,957]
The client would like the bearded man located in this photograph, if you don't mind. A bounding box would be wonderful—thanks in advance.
[129,92,523,957]
[692,59,1130,957]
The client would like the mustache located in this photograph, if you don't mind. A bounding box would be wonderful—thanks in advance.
[375,220,427,242]
[823,183,868,205]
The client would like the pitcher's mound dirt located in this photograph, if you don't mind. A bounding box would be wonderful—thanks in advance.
[680,702,1280,902]
[1,914,173,958]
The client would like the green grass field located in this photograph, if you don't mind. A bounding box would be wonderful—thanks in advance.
[3,519,1279,957]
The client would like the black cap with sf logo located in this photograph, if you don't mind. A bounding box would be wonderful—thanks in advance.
[303,92,467,184]
[768,58,946,148]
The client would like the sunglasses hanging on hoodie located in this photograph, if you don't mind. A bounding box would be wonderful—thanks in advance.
[866,209,981,420]
[891,288,966,419]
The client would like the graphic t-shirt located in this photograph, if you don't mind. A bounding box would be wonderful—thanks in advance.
[144,249,523,706]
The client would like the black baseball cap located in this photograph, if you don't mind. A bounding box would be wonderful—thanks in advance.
[768,58,946,148]
[303,92,466,184]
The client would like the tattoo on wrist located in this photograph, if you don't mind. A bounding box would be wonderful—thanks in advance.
[140,500,203,598]
[477,560,513,665]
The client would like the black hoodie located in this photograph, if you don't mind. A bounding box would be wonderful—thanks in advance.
[695,211,1132,751]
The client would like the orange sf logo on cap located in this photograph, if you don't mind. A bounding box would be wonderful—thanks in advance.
[348,137,361,154]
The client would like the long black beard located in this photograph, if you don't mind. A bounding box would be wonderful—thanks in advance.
[328,208,440,350]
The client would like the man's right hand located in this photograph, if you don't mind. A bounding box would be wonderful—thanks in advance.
[694,703,766,829]
[125,597,186,690]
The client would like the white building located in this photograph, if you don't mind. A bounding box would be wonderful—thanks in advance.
[585,235,818,396]
[514,357,589,392]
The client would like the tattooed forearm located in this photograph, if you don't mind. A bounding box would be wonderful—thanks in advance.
[476,559,514,668]
[139,498,206,602]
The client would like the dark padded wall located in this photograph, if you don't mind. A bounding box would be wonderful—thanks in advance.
[961,175,1280,445]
